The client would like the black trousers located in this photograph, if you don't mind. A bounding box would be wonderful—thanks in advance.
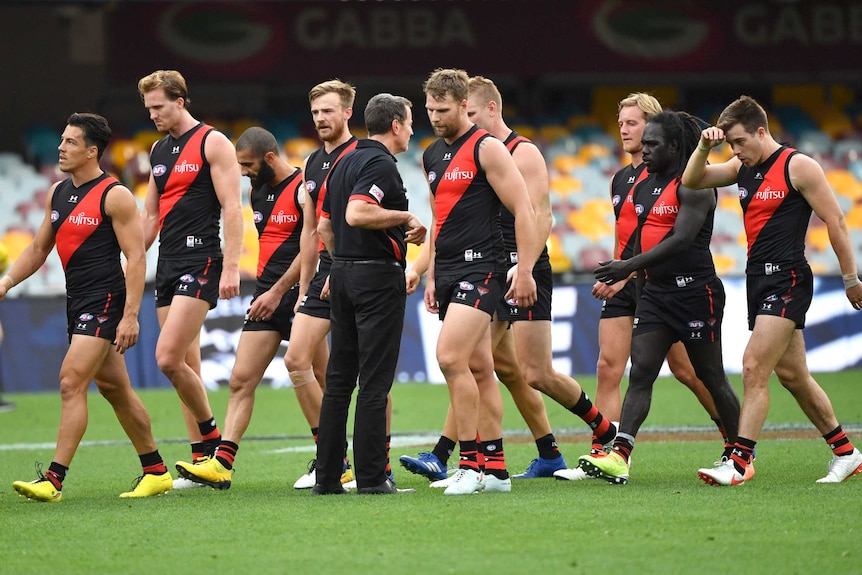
[316,260,406,489]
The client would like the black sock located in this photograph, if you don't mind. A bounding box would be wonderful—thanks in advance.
[432,436,456,467]
[139,450,168,475]
[536,434,561,460]
[46,461,68,490]
[215,441,239,470]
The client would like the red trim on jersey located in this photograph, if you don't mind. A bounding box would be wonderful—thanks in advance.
[433,129,487,242]
[316,140,359,252]
[55,177,117,270]
[616,168,650,259]
[158,125,213,230]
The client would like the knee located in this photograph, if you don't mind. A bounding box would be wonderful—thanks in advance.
[227,374,256,398]
[155,349,184,381]
[597,353,625,381]
[669,364,698,387]
[58,370,90,402]
[284,352,306,374]
[437,351,464,378]
[774,365,805,391]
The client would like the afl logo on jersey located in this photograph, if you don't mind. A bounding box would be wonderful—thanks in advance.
[306,180,317,193]
[153,164,167,177]
[635,204,644,215]
[253,211,263,224]
[179,274,196,284]
[78,313,94,321]
[51,210,60,223]
[738,187,748,200]
[427,171,437,183]
[612,195,621,206]
[458,281,475,291]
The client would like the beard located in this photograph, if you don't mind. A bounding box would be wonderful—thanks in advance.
[319,122,345,143]
[250,161,276,191]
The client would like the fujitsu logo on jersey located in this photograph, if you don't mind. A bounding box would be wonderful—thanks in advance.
[652,202,679,216]
[754,186,785,201]
[174,160,201,174]
[445,167,474,181]
[68,212,100,226]
[271,211,298,224]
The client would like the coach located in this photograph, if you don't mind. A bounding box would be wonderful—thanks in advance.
[314,93,426,495]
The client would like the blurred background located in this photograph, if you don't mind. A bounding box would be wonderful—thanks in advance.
[1,0,861,388]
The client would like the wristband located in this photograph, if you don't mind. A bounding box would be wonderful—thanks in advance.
[2,274,15,289]
[698,143,711,152]
[843,275,860,290]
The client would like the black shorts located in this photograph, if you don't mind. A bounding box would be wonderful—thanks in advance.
[435,269,505,321]
[746,264,813,330]
[296,259,332,320]
[633,276,725,345]
[496,264,552,322]
[67,289,125,343]
[600,279,638,319]
[155,256,222,309]
[242,285,300,340]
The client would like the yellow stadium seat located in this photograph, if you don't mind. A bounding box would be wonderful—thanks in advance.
[712,253,736,276]
[284,137,319,159]
[552,154,586,174]
[550,175,582,195]
[546,232,572,273]
[845,205,862,229]
[826,170,862,199]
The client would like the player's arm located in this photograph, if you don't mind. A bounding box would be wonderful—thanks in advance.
[480,137,539,307]
[423,178,438,314]
[512,141,552,246]
[0,184,58,299]
[406,240,430,295]
[140,142,161,251]
[681,126,742,189]
[106,184,146,353]
[595,186,715,284]
[297,157,319,298]
[791,153,862,309]
[207,131,244,299]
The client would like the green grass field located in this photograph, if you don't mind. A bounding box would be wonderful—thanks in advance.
[1,372,861,575]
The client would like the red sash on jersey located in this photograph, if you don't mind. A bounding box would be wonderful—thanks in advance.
[258,175,302,277]
[433,129,488,241]
[158,125,213,230]
[56,177,117,270]
[616,168,650,259]
[316,140,358,251]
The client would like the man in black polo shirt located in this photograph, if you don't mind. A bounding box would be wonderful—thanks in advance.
[314,93,427,495]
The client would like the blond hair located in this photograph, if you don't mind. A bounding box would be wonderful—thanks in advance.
[468,76,502,108]
[138,70,190,105]
[618,92,662,118]
[308,79,356,109]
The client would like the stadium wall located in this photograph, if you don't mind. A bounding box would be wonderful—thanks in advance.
[1,277,859,393]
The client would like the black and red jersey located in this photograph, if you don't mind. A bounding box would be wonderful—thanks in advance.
[634,172,716,288]
[498,131,550,269]
[149,123,222,259]
[304,136,359,262]
[51,172,125,296]
[611,162,649,260]
[737,146,810,275]
[423,125,506,273]
[251,169,304,289]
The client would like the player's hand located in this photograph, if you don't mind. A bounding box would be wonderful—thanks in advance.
[700,126,726,150]
[424,278,438,314]
[405,214,427,246]
[321,274,331,300]
[405,269,421,295]
[219,267,241,300]
[506,271,537,308]
[248,289,281,322]
[592,277,627,301]
[114,316,139,354]
[847,282,862,311]
[594,259,633,285]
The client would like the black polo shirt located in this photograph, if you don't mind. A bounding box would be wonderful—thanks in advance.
[321,139,409,266]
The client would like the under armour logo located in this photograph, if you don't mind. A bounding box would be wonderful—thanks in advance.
[267,194,275,202]
[172,146,180,154]
[322,161,331,169]
[443,152,452,161]
[68,195,79,203]
[652,187,662,195]
[754,172,763,179]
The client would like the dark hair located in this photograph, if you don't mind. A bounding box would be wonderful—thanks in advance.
[717,95,769,135]
[648,110,707,175]
[365,93,412,136]
[236,126,279,156]
[66,112,112,160]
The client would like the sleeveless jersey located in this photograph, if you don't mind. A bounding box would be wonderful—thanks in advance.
[251,169,304,289]
[611,162,649,260]
[149,123,222,259]
[634,172,716,288]
[51,172,125,296]
[499,131,550,269]
[737,146,810,275]
[304,136,359,264]
[423,125,506,273]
